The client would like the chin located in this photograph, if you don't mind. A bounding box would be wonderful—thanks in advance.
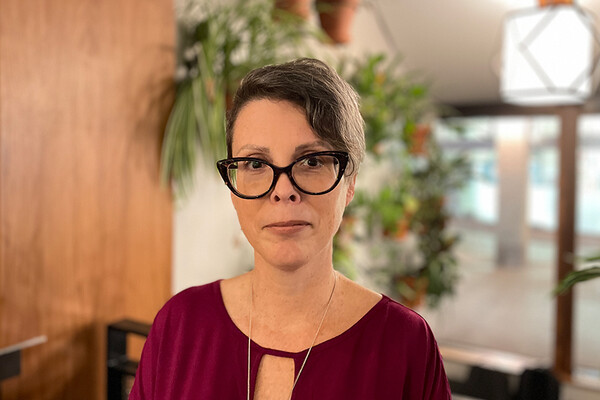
[257,242,330,271]
[265,250,311,271]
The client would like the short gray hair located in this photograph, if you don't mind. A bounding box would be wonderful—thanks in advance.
[226,58,365,175]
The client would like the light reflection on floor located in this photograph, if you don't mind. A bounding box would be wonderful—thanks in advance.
[416,223,600,377]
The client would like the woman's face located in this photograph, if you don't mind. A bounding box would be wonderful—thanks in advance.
[230,99,355,271]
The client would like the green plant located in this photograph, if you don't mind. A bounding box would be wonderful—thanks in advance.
[554,253,600,295]
[346,54,431,154]
[338,54,470,308]
[161,0,318,196]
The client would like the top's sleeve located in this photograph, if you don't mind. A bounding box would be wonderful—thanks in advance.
[422,322,451,399]
[128,307,166,400]
[386,301,451,399]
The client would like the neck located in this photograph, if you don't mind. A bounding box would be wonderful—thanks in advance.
[250,254,337,319]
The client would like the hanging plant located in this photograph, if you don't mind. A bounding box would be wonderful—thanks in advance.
[161,0,317,196]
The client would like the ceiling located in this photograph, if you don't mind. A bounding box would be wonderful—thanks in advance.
[356,0,600,106]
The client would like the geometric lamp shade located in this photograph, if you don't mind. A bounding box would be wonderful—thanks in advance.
[501,4,598,106]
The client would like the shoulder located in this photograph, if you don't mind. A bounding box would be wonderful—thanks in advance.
[130,280,233,399]
[372,295,440,350]
[164,280,222,310]
[151,280,224,332]
[379,296,432,329]
[370,297,450,394]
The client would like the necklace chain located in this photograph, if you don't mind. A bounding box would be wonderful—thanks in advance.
[247,271,338,400]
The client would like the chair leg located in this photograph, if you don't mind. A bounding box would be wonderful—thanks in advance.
[107,327,127,400]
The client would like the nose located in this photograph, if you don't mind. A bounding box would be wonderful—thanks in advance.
[270,172,300,203]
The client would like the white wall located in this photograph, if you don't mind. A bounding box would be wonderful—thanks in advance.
[173,158,254,293]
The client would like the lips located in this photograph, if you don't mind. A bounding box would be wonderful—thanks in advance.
[263,220,311,234]
[264,220,311,228]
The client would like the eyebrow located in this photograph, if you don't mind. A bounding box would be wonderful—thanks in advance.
[237,144,270,154]
[237,140,331,155]
[294,140,332,153]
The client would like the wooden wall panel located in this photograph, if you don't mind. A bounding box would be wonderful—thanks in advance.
[0,0,174,398]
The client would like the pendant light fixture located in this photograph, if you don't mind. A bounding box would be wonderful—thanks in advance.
[501,0,599,106]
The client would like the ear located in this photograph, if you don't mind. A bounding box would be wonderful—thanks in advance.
[345,175,356,207]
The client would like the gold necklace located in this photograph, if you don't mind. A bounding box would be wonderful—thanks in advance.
[247,271,338,400]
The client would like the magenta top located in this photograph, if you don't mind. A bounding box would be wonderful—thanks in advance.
[129,280,451,399]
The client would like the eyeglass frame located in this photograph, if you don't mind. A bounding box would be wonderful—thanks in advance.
[216,151,350,199]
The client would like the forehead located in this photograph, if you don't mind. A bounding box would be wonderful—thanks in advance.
[231,99,323,154]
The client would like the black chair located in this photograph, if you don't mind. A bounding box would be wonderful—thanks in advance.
[450,366,560,400]
[107,319,151,400]
[450,366,511,400]
[514,368,560,400]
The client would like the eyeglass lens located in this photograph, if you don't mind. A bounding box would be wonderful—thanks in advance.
[227,154,341,197]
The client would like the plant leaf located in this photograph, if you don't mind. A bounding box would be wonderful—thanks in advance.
[553,266,600,295]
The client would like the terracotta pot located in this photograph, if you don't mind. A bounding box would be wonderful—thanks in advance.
[382,216,410,240]
[538,0,572,6]
[409,124,430,155]
[394,218,410,239]
[275,0,312,20]
[317,0,359,44]
[394,275,428,309]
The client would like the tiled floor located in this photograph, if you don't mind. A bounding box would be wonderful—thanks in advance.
[413,223,600,398]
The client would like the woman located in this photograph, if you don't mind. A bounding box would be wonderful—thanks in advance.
[130,58,451,399]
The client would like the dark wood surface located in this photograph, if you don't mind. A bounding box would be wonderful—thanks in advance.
[449,98,600,117]
[553,105,580,378]
[0,0,174,398]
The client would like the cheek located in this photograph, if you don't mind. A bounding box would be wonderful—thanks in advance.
[231,196,254,233]
[337,196,349,221]
[322,192,350,233]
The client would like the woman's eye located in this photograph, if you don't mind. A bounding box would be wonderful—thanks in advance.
[303,157,322,167]
[241,160,266,170]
